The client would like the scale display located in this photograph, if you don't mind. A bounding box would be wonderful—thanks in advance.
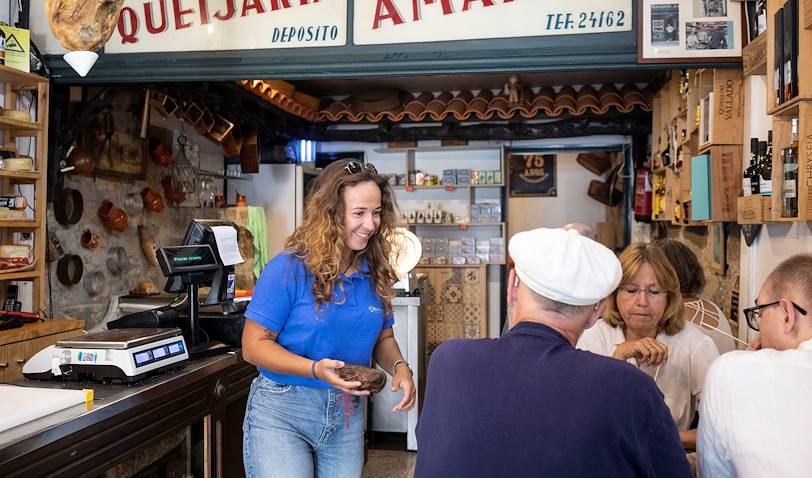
[132,340,186,367]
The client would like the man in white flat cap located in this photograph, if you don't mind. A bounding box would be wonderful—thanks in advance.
[416,228,691,477]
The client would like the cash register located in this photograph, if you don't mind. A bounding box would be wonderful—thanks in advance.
[23,221,245,382]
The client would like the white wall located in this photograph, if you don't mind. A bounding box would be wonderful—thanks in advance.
[29,2,68,55]
[505,136,629,240]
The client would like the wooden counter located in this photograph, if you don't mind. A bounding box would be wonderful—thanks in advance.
[0,351,257,477]
[0,320,85,383]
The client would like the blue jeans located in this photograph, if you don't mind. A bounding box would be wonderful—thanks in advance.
[243,375,364,478]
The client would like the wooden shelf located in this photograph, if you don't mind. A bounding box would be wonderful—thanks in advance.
[0,269,40,280]
[0,116,43,135]
[0,169,40,181]
[743,32,767,78]
[0,65,47,86]
[0,219,38,228]
[767,95,812,117]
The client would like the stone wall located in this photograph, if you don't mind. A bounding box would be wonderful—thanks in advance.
[47,116,228,328]
[656,223,741,328]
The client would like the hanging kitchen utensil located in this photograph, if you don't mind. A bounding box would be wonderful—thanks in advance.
[83,270,106,297]
[54,188,84,226]
[206,115,235,143]
[138,225,159,267]
[161,175,186,205]
[97,200,128,232]
[141,187,166,212]
[80,228,101,249]
[240,129,260,174]
[150,91,179,118]
[106,247,130,275]
[123,192,144,216]
[171,131,197,194]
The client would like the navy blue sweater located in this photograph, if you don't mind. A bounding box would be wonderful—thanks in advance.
[415,322,692,477]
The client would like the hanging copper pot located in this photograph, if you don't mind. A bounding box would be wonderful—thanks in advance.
[98,199,128,232]
[150,141,173,167]
[67,147,95,174]
[161,175,186,205]
[141,187,165,212]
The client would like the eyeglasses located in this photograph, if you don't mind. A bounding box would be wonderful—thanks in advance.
[617,286,667,301]
[743,300,807,331]
[344,161,378,176]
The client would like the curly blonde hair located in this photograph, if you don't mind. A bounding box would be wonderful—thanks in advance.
[604,242,685,336]
[285,159,399,316]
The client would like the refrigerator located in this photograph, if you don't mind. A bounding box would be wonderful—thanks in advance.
[228,163,305,256]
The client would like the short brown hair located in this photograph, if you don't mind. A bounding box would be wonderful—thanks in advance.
[604,242,685,336]
[652,238,706,298]
[764,254,812,308]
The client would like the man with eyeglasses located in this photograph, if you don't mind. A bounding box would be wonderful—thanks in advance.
[698,254,812,478]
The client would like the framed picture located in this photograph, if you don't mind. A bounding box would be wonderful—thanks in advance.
[81,87,148,180]
[710,222,726,275]
[508,153,556,197]
[638,0,742,63]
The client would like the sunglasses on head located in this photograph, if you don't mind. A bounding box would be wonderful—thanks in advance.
[344,161,378,175]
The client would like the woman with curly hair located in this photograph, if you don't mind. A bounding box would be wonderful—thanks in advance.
[242,159,415,478]
[577,242,718,449]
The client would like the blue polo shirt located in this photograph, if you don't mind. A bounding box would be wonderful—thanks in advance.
[245,252,394,388]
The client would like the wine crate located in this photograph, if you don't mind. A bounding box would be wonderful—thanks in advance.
[737,195,773,224]
[769,100,812,220]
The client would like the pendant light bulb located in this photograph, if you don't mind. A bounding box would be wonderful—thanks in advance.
[63,51,99,77]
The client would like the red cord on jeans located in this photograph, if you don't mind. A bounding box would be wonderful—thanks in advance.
[336,391,355,430]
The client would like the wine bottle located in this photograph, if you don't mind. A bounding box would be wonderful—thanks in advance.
[757,0,767,35]
[759,139,772,197]
[782,119,799,218]
[750,140,761,196]
[743,138,758,196]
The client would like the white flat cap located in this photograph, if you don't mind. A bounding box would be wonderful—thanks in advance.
[509,228,622,306]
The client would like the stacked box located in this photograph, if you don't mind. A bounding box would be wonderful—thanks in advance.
[457,169,471,185]
[442,169,457,185]
[490,237,505,263]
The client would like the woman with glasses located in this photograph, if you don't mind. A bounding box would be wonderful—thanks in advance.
[653,238,736,354]
[577,243,719,449]
[241,159,416,478]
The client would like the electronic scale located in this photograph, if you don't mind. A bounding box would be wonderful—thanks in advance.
[24,328,189,383]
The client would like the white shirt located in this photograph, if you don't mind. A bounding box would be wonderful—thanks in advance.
[577,320,719,430]
[685,299,736,355]
[698,339,812,478]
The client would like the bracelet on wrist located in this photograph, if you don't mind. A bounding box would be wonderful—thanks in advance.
[310,360,319,379]
[392,359,411,376]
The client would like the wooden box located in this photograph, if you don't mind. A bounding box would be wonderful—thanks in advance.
[767,0,812,113]
[700,68,745,147]
[770,100,812,220]
[708,145,743,222]
[743,33,768,77]
[737,195,773,224]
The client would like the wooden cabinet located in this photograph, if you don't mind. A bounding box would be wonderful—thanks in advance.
[0,320,84,383]
[0,65,49,312]
[650,69,743,224]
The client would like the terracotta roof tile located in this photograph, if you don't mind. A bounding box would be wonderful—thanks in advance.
[322,83,649,123]
[239,79,318,121]
[240,80,650,124]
